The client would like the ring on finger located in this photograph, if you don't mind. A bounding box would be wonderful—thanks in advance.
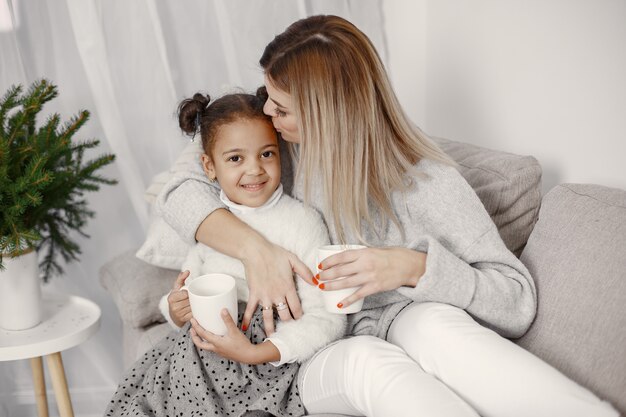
[274,302,288,311]
[259,304,273,311]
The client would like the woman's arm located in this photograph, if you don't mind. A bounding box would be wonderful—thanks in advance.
[317,162,537,339]
[155,172,313,332]
[317,246,426,304]
[320,233,536,339]
[197,209,314,332]
[400,230,536,338]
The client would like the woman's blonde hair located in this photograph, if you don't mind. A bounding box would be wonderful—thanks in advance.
[260,15,453,243]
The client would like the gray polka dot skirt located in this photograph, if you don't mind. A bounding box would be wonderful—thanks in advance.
[105,303,304,416]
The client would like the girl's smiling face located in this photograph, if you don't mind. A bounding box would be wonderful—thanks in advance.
[263,75,300,143]
[202,118,281,207]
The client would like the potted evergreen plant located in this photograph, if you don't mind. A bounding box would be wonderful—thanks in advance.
[0,79,117,330]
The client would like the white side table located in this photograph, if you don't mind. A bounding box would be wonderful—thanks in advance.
[0,292,101,417]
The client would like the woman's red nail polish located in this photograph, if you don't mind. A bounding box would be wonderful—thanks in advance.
[312,277,319,285]
[318,263,323,270]
[242,325,247,331]
[337,303,343,309]
[319,283,325,290]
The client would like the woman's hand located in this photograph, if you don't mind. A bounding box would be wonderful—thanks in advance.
[193,209,312,336]
[240,237,313,335]
[168,270,193,327]
[317,247,427,310]
[190,310,280,364]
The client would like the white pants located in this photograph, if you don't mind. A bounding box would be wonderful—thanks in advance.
[299,302,618,417]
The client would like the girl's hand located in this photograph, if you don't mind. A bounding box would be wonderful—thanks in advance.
[317,247,427,310]
[168,270,192,327]
[190,310,280,364]
[190,311,254,362]
[240,238,313,335]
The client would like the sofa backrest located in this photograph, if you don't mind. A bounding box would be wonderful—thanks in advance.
[433,137,543,256]
[517,183,626,413]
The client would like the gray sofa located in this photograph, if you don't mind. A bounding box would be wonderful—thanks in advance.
[100,138,625,414]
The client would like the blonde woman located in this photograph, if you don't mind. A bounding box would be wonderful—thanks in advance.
[158,15,617,417]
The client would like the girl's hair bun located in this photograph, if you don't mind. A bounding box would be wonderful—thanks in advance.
[178,93,211,136]
[255,86,268,103]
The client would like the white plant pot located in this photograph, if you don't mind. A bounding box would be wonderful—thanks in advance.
[0,250,41,330]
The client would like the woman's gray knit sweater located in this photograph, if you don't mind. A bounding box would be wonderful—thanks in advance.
[156,146,537,340]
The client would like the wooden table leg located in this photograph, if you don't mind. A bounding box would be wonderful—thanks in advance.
[30,356,49,417]
[46,352,74,417]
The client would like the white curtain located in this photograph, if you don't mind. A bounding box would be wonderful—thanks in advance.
[0,0,386,414]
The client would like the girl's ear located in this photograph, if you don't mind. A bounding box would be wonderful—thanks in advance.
[200,153,217,182]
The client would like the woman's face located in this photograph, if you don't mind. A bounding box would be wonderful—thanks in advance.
[263,75,301,143]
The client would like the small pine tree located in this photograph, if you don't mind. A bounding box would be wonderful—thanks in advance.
[0,79,117,282]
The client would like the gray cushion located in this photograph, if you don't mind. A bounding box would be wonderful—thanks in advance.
[517,184,626,413]
[434,137,542,256]
[99,249,178,328]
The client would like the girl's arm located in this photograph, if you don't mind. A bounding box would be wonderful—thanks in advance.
[190,201,346,365]
[190,249,346,366]
[266,276,347,365]
[190,313,281,365]
[264,202,347,365]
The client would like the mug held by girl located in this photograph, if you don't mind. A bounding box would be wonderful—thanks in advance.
[317,245,366,314]
[181,273,238,335]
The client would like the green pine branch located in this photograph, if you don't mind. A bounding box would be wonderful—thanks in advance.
[0,79,118,282]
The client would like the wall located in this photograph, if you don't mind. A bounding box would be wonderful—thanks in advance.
[384,0,626,193]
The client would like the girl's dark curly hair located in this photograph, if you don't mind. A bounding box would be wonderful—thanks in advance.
[177,86,271,154]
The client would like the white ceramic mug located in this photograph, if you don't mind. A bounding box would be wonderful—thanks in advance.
[181,273,237,335]
[317,244,367,314]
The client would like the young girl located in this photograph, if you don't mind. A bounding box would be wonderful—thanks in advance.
[106,89,345,417]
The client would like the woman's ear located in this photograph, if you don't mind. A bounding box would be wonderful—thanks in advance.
[200,153,217,182]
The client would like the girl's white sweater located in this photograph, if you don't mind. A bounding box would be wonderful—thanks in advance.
[159,185,346,365]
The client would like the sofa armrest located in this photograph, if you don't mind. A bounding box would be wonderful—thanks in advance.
[99,249,179,328]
